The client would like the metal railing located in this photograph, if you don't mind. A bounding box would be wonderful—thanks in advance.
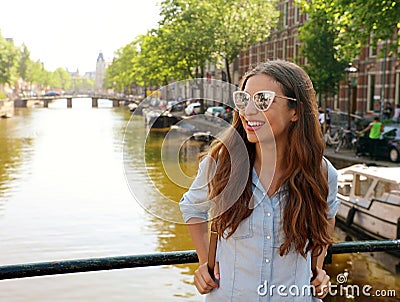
[0,240,399,280]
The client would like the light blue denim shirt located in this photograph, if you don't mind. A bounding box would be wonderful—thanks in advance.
[180,157,340,302]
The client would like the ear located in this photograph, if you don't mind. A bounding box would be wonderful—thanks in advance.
[290,108,299,122]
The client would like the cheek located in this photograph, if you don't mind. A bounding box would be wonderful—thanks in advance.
[239,114,246,125]
[264,113,291,134]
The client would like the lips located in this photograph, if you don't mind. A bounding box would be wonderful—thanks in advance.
[246,120,265,131]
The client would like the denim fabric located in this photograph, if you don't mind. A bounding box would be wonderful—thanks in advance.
[180,158,339,302]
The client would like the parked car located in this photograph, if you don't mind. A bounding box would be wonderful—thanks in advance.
[205,106,226,120]
[43,91,60,96]
[166,101,184,112]
[356,124,400,162]
[185,102,201,115]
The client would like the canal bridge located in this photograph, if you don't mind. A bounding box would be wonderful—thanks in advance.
[13,94,140,108]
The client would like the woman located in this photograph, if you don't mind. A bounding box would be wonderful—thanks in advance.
[180,60,339,301]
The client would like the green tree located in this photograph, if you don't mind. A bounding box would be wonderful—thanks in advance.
[18,43,30,81]
[105,40,140,93]
[298,0,400,62]
[52,68,71,90]
[26,60,45,87]
[159,0,217,80]
[0,32,18,85]
[71,77,93,93]
[298,3,346,98]
[213,0,279,83]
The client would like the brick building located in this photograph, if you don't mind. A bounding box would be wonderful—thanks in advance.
[236,0,400,119]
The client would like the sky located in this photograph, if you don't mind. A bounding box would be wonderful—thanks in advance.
[0,0,161,74]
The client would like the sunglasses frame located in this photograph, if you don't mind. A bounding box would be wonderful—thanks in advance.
[233,90,297,112]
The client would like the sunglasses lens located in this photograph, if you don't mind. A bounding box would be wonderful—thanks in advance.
[254,92,274,110]
[233,92,249,110]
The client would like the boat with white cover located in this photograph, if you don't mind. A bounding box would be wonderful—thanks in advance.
[336,164,400,240]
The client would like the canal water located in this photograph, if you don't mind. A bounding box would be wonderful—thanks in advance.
[0,98,398,301]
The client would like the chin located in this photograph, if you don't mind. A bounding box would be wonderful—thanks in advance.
[247,131,276,145]
[246,134,259,143]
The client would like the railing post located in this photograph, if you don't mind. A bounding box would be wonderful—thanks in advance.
[112,100,119,107]
[67,98,72,108]
[43,99,48,108]
[397,217,400,239]
[92,98,98,108]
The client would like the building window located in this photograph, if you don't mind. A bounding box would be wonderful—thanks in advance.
[294,38,299,62]
[273,41,277,60]
[284,2,289,27]
[249,46,253,67]
[334,94,339,111]
[257,44,261,63]
[369,45,377,57]
[294,5,300,24]
[368,74,376,112]
[369,34,377,57]
[283,39,287,59]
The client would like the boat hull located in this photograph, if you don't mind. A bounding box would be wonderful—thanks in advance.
[336,164,400,243]
[336,198,399,240]
[148,115,180,132]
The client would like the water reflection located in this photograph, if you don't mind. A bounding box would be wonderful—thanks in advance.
[0,109,34,209]
[324,228,400,301]
[123,115,203,297]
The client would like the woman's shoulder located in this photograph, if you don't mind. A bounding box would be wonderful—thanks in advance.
[322,157,338,179]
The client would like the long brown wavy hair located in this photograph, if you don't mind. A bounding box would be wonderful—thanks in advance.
[205,60,331,258]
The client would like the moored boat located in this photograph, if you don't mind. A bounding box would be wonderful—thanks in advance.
[336,164,400,241]
[144,110,180,133]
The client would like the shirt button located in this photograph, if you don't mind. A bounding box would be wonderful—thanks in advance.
[265,258,270,263]
[266,235,271,240]
[267,212,272,217]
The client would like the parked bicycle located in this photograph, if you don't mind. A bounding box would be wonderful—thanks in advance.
[324,128,341,147]
[333,128,358,153]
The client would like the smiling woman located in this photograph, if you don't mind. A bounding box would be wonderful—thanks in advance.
[180,60,340,301]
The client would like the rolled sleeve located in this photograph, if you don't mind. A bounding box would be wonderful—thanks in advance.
[179,157,213,222]
[325,159,340,219]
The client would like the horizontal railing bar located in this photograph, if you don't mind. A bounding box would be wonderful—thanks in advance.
[329,239,400,254]
[0,251,198,280]
[0,240,399,280]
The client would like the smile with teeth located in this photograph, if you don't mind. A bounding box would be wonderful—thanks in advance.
[247,120,265,128]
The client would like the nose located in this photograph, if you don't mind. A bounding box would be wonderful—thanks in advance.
[244,97,258,116]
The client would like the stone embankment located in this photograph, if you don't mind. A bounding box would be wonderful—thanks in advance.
[0,99,14,118]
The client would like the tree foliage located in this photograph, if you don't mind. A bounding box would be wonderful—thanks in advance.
[0,30,76,94]
[18,43,30,81]
[298,0,400,62]
[106,0,280,92]
[213,0,278,83]
[298,3,346,97]
[0,32,18,85]
[159,0,218,79]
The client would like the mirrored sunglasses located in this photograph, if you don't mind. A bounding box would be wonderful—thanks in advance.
[232,90,297,111]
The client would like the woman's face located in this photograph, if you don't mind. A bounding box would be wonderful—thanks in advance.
[239,74,297,146]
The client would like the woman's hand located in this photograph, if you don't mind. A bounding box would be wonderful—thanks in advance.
[311,266,330,299]
[194,261,220,294]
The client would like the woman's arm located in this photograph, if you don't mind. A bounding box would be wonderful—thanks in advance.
[186,217,209,264]
[315,217,335,268]
[187,217,220,294]
[311,217,335,299]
